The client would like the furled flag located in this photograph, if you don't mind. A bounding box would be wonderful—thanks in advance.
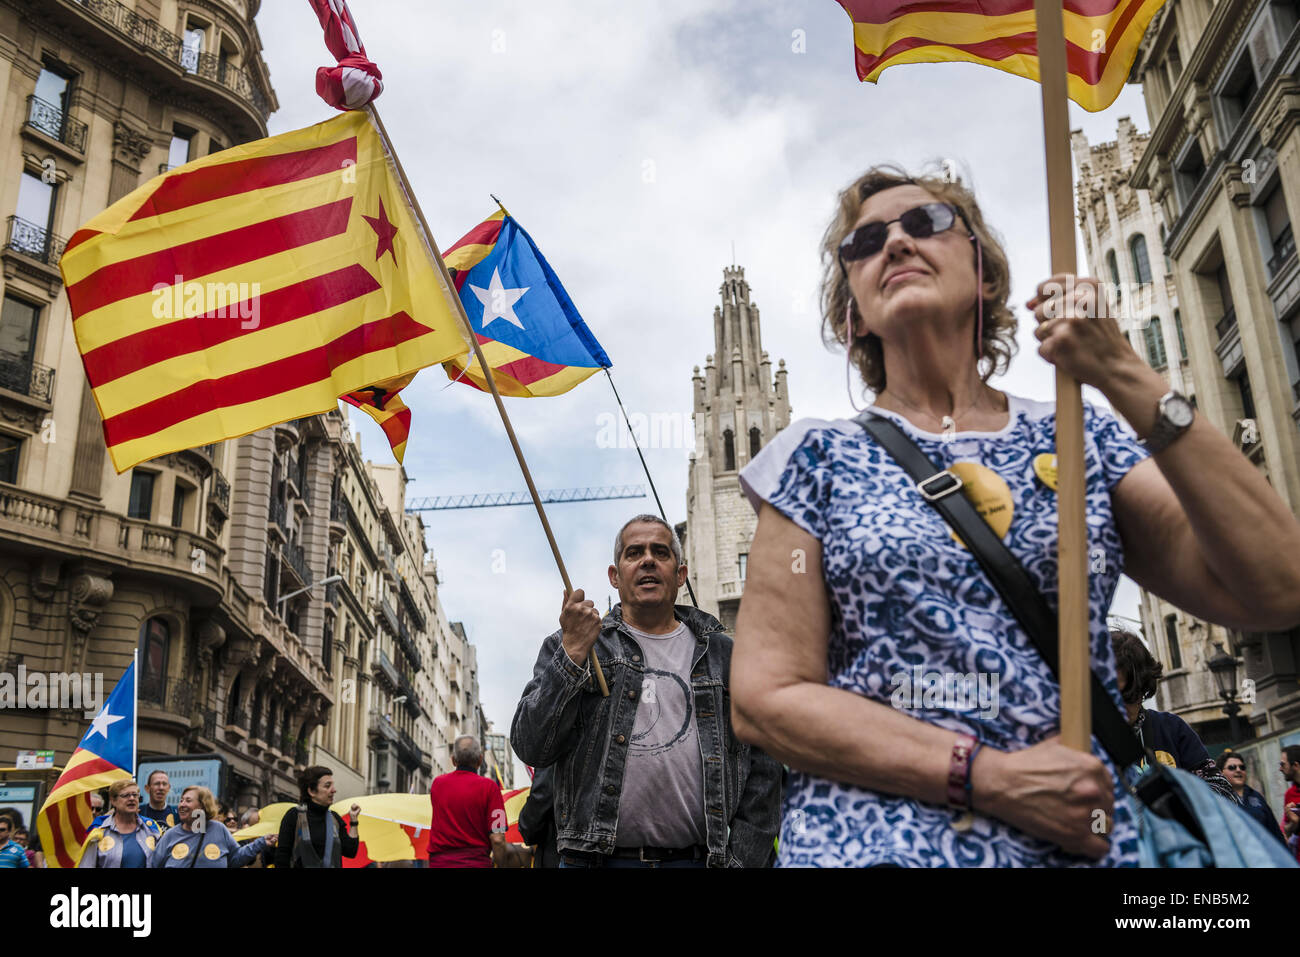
[59,110,469,472]
[36,660,137,868]
[442,210,611,397]
[835,0,1168,112]
[309,0,384,110]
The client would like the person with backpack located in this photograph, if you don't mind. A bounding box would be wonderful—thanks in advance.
[273,766,359,868]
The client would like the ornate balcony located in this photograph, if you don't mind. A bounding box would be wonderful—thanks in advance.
[23,94,87,153]
[3,215,67,267]
[372,646,400,692]
[58,0,272,125]
[138,675,196,732]
[267,495,288,539]
[0,351,54,404]
[282,540,312,588]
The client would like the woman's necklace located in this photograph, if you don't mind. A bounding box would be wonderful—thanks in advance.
[878,389,995,441]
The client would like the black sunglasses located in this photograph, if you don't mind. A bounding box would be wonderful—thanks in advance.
[838,202,967,269]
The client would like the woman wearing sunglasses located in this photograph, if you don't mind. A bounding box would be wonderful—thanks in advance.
[730,165,1300,867]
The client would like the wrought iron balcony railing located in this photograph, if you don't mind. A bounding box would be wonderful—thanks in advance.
[283,540,313,587]
[0,350,54,403]
[210,469,230,512]
[1268,225,1296,278]
[24,95,87,151]
[4,215,67,266]
[70,0,271,121]
[138,674,195,717]
[267,494,288,534]
[1215,308,1237,341]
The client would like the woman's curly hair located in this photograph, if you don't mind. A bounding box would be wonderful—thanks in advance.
[1110,628,1165,705]
[821,163,1018,394]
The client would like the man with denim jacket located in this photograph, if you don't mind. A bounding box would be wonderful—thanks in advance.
[512,514,781,867]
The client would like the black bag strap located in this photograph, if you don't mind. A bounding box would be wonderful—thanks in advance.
[855,412,1142,769]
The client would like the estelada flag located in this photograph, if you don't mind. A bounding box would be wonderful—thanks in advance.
[342,371,413,462]
[36,660,137,868]
[59,110,469,472]
[442,210,610,397]
[836,0,1167,112]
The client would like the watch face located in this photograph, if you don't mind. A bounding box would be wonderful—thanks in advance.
[1164,394,1195,428]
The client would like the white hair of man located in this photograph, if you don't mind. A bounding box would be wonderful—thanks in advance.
[614,514,683,567]
[453,734,483,770]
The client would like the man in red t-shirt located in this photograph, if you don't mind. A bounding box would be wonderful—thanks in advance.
[427,735,517,868]
[1280,745,1300,861]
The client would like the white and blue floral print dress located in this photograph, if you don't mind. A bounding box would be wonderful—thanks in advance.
[739,393,1148,867]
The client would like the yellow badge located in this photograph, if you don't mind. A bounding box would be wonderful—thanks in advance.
[1032,453,1058,491]
[204,843,221,861]
[947,462,1014,546]
[99,835,115,852]
[145,836,155,851]
[166,813,175,827]
[171,841,190,860]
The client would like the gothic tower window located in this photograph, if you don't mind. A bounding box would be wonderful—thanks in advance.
[723,429,735,472]
[749,427,761,459]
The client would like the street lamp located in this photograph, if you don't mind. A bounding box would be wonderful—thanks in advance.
[276,574,343,609]
[1206,641,1244,744]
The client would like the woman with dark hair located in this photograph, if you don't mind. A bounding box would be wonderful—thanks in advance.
[1218,751,1285,844]
[272,766,360,868]
[730,163,1300,867]
[1109,629,1236,801]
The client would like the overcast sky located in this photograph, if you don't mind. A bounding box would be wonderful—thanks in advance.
[258,0,1155,777]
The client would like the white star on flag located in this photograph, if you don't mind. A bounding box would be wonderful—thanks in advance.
[470,268,529,330]
[87,707,124,741]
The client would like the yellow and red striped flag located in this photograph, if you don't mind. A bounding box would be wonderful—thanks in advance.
[837,0,1167,112]
[59,110,469,472]
[342,371,414,462]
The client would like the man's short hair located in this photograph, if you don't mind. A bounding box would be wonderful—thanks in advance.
[614,514,683,567]
[452,735,483,769]
[146,770,168,786]
[0,815,12,830]
[1284,745,1300,765]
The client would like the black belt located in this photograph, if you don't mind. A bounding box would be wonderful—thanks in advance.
[609,844,705,862]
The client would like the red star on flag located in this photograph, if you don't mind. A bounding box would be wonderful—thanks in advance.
[363,196,399,266]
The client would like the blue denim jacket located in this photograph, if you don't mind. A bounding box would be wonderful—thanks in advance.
[511,604,782,867]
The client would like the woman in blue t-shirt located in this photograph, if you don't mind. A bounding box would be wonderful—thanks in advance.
[730,164,1300,868]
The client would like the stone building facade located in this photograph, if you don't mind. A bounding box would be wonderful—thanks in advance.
[681,266,790,634]
[1129,0,1300,742]
[1072,117,1254,740]
[0,0,482,808]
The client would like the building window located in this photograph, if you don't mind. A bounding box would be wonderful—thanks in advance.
[0,433,20,484]
[168,127,194,171]
[181,21,205,74]
[723,428,735,472]
[0,295,40,364]
[1163,614,1182,670]
[128,470,155,520]
[171,483,190,528]
[1143,316,1168,369]
[16,170,57,238]
[1263,184,1296,276]
[1174,309,1188,360]
[1174,140,1207,210]
[738,553,748,582]
[1130,234,1153,286]
[30,65,73,142]
[1234,369,1257,420]
[1217,53,1259,137]
[1159,224,1171,273]
[749,427,761,459]
[1106,250,1122,303]
[138,617,170,704]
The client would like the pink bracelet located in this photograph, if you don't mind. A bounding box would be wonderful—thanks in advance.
[947,734,978,811]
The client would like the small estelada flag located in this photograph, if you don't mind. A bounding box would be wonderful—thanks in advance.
[341,371,414,462]
[59,110,468,472]
[836,0,1168,112]
[442,210,611,397]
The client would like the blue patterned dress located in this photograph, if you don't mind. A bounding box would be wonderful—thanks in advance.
[738,394,1147,867]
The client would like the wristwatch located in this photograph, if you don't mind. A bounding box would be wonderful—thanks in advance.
[1140,390,1195,455]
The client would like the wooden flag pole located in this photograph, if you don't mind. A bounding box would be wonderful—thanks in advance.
[364,104,610,697]
[1033,0,1090,751]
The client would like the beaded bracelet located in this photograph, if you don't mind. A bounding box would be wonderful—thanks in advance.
[947,734,980,811]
